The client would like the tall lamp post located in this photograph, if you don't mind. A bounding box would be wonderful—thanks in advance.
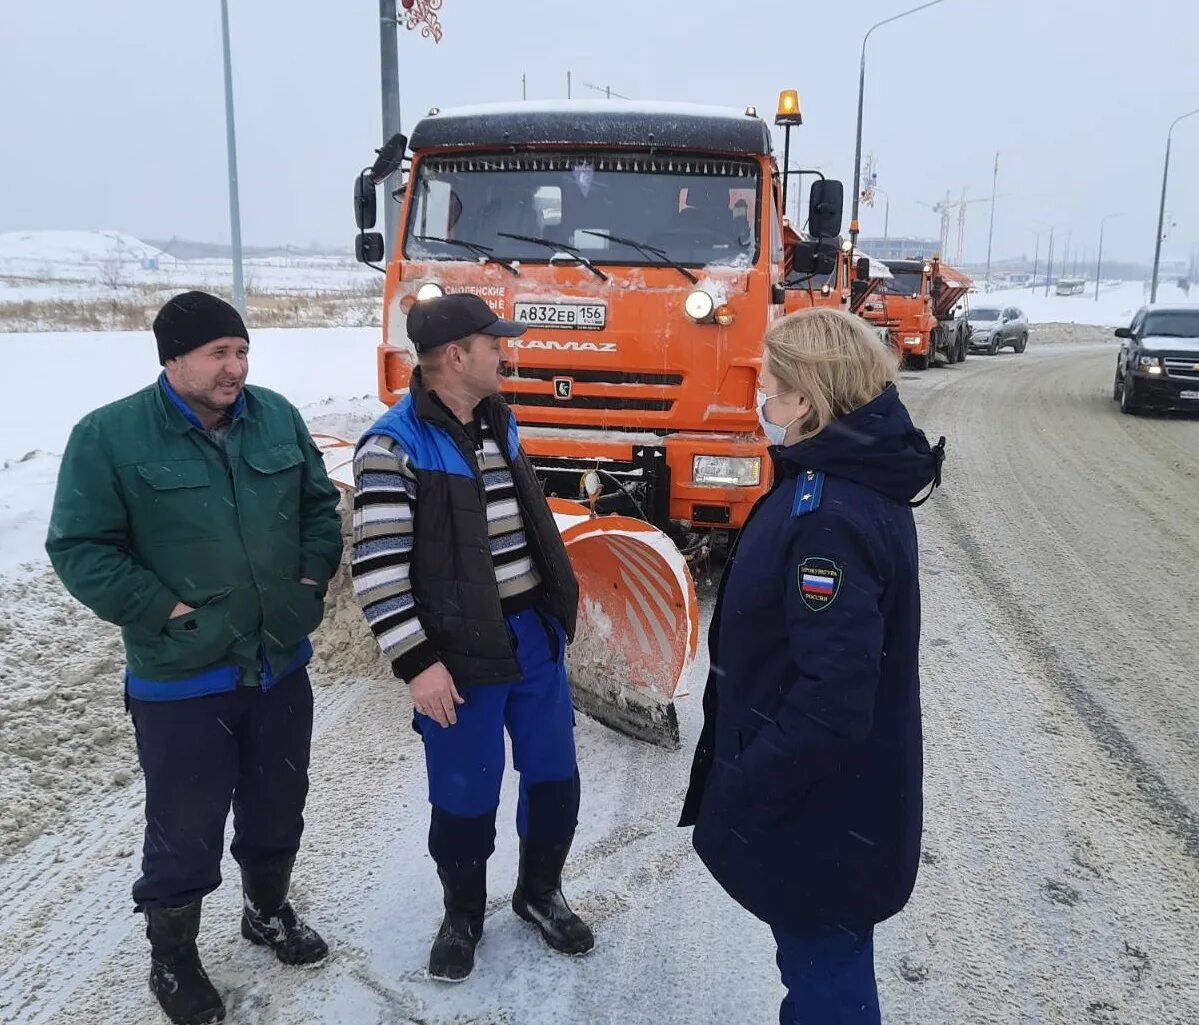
[1150,108,1199,302]
[219,0,245,314]
[872,187,891,249]
[849,0,945,250]
[1096,213,1122,301]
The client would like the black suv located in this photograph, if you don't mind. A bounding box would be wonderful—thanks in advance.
[1113,305,1199,414]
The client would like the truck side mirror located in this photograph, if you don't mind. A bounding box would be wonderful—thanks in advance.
[808,179,844,238]
[356,232,384,264]
[355,171,377,230]
[1114,327,1133,339]
[855,256,871,281]
[370,132,408,185]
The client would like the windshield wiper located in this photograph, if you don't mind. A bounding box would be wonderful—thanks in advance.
[495,232,609,282]
[578,230,698,284]
[412,235,519,276]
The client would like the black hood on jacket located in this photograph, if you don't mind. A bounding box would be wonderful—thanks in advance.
[773,384,945,505]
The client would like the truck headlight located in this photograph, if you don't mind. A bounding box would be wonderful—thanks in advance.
[415,282,444,301]
[684,289,715,321]
[693,455,761,487]
[903,336,922,347]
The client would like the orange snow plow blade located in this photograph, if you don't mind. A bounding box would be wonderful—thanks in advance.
[550,499,699,750]
[315,437,699,749]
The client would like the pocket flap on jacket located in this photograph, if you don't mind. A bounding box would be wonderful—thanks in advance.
[244,443,304,475]
[136,460,210,490]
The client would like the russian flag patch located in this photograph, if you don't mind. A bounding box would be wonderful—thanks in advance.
[797,557,842,611]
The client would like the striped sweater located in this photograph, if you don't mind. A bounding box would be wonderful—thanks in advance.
[352,415,543,681]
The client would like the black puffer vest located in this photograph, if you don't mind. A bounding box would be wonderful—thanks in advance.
[366,370,579,684]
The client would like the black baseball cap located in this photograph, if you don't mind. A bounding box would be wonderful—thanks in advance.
[407,293,526,354]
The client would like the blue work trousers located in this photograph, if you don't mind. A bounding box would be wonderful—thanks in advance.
[772,925,881,1025]
[416,608,580,871]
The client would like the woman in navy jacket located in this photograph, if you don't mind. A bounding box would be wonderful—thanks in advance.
[679,308,944,1024]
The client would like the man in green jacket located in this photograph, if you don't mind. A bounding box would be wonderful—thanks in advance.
[46,291,342,1025]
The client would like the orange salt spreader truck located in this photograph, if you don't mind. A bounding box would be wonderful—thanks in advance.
[859,256,973,370]
[330,95,844,748]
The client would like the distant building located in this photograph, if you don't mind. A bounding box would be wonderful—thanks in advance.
[858,237,940,261]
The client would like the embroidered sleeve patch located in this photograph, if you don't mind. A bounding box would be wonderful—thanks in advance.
[797,557,842,611]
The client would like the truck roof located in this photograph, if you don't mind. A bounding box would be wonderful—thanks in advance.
[409,100,772,156]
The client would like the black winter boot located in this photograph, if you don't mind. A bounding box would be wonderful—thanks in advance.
[240,858,328,967]
[511,839,595,955]
[146,903,225,1025]
[428,863,487,982]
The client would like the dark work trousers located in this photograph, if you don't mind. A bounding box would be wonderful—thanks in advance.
[772,925,881,1025]
[415,608,580,872]
[128,667,314,911]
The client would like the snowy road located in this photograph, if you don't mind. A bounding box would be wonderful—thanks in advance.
[1,327,1197,1023]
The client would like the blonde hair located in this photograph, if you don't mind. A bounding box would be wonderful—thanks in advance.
[763,308,899,441]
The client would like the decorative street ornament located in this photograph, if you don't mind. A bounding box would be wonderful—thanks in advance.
[401,0,444,42]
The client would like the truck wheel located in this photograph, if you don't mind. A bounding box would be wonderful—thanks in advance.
[907,351,930,371]
[1112,371,1122,401]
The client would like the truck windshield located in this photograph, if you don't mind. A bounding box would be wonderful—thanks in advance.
[884,271,924,296]
[403,151,761,269]
[1143,310,1199,338]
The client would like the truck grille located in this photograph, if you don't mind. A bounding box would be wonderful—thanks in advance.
[502,367,683,386]
[505,393,673,412]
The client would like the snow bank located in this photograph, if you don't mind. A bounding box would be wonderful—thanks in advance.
[0,326,382,465]
[0,231,167,266]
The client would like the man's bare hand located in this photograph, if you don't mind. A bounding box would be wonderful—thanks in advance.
[410,662,465,727]
[169,602,195,619]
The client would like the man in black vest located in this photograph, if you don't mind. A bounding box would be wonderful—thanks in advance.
[350,293,592,980]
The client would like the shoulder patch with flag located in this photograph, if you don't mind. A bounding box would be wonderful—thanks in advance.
[797,557,842,612]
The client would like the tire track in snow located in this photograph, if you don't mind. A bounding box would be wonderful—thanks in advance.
[0,676,367,1025]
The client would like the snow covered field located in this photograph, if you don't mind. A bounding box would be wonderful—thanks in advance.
[973,279,1196,328]
[0,231,368,302]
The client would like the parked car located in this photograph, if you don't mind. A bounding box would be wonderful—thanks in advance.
[967,305,1029,354]
[1112,304,1199,415]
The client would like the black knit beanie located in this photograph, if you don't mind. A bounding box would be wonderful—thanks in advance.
[153,291,248,365]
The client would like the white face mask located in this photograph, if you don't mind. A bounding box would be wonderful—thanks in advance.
[757,389,799,446]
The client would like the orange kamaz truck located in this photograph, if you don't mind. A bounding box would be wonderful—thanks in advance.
[352,99,843,552]
[859,256,973,370]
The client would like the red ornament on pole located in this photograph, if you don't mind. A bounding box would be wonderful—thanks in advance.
[401,0,444,42]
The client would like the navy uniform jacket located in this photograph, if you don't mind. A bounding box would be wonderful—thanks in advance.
[679,384,943,934]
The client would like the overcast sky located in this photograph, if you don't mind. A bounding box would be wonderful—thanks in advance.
[2,0,1195,266]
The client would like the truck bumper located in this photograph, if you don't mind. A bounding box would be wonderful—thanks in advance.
[520,428,770,531]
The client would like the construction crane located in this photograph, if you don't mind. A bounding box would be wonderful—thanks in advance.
[918,188,1004,263]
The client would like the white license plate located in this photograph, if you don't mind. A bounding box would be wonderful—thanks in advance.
[1181,390,1199,400]
[513,301,606,331]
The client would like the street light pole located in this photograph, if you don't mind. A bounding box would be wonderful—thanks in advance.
[984,151,999,290]
[1044,226,1054,297]
[219,0,245,314]
[379,0,404,264]
[850,0,945,250]
[1151,108,1199,302]
[1096,213,1122,301]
